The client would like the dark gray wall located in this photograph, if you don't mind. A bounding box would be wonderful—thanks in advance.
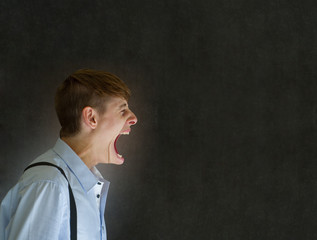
[1,0,317,239]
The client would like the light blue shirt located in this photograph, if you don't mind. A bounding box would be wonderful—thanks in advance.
[0,138,110,240]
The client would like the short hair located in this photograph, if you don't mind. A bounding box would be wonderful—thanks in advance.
[55,69,131,137]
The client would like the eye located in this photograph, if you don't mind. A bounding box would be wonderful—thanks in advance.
[121,109,126,115]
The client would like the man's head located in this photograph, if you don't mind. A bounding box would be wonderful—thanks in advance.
[55,69,131,137]
[55,69,137,165]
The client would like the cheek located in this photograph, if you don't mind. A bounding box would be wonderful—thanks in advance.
[98,116,126,135]
[106,121,124,134]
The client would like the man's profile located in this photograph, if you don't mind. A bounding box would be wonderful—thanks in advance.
[0,69,137,239]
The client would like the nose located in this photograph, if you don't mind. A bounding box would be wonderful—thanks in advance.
[128,111,138,126]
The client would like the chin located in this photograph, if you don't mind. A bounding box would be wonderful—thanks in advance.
[108,154,125,165]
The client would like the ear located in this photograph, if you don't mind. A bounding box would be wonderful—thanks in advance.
[82,106,98,129]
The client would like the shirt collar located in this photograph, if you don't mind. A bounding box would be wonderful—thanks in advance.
[52,138,110,192]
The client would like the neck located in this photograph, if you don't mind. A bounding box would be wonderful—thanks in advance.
[61,134,98,169]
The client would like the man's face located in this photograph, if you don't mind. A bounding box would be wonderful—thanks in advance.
[94,96,137,165]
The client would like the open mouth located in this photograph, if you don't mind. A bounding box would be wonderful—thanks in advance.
[114,130,130,160]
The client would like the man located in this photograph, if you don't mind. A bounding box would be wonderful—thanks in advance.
[0,69,138,239]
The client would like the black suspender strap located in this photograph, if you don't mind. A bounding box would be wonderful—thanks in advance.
[24,162,77,240]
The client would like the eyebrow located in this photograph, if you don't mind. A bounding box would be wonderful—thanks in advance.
[118,103,127,110]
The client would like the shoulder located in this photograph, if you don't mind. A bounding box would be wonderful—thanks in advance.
[21,149,70,190]
[0,177,69,240]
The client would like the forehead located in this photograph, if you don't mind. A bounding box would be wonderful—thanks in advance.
[104,96,128,109]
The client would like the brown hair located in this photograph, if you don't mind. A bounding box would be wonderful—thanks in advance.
[55,69,131,137]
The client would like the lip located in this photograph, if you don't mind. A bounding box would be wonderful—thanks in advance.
[114,135,121,154]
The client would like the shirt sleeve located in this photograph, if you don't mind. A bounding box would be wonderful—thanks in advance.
[5,180,69,240]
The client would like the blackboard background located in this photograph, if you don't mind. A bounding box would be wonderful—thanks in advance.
[1,0,317,239]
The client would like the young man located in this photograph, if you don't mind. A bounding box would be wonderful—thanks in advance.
[0,69,137,240]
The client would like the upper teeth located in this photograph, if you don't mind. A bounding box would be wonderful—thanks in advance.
[121,132,129,135]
